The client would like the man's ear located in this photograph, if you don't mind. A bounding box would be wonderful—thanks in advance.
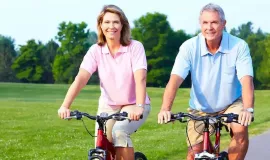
[223,20,227,27]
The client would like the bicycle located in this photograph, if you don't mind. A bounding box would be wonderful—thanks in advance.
[67,110,147,160]
[168,112,254,160]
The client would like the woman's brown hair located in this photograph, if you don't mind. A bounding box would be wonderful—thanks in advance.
[97,5,131,46]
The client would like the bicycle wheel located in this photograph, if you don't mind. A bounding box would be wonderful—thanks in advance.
[218,151,228,160]
[89,155,104,160]
[134,152,147,160]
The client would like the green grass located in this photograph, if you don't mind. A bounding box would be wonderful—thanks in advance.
[0,83,270,160]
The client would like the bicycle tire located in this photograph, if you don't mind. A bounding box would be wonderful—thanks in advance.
[134,152,147,160]
[89,155,104,160]
[218,151,228,160]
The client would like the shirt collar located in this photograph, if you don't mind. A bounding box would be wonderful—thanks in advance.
[101,43,128,54]
[200,31,230,56]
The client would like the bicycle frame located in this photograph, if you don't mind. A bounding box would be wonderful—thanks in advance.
[171,112,253,159]
[198,119,223,158]
[88,119,115,160]
[69,110,146,160]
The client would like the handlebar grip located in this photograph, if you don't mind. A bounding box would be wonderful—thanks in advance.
[122,112,128,117]
[121,112,143,119]
[68,110,82,120]
[70,111,76,116]
[233,114,255,122]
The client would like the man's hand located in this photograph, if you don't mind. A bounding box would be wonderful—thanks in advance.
[128,106,144,121]
[158,110,172,124]
[238,109,253,126]
[58,106,70,119]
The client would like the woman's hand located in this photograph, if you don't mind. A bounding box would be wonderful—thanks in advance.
[128,106,144,121]
[58,106,70,119]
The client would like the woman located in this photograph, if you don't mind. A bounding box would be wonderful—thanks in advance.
[57,4,151,160]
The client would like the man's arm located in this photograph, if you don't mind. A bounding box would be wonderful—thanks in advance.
[240,75,254,109]
[161,75,184,111]
[158,43,191,124]
[239,75,254,126]
[236,41,254,126]
[158,75,184,124]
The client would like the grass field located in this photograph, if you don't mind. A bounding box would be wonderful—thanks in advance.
[1,83,270,160]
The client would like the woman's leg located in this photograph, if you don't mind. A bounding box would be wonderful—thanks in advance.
[94,100,121,159]
[113,104,151,160]
[94,106,121,144]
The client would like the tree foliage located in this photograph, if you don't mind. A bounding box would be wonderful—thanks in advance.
[53,21,91,83]
[132,12,191,87]
[1,14,269,89]
[12,40,44,83]
[0,35,17,82]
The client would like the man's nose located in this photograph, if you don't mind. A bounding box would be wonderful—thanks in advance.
[207,23,213,30]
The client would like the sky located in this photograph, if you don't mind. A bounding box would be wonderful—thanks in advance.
[1,0,270,47]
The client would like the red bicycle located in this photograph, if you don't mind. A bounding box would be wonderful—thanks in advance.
[169,112,254,160]
[68,110,147,160]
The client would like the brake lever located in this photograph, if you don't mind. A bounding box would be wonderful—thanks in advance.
[64,116,77,120]
[114,112,143,121]
[179,118,187,123]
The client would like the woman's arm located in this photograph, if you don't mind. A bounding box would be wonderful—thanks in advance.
[58,69,91,119]
[134,69,147,107]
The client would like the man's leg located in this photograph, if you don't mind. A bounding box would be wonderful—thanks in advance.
[187,143,203,160]
[228,123,249,160]
[185,111,208,160]
[224,98,249,160]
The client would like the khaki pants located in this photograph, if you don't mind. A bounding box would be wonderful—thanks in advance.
[186,98,243,146]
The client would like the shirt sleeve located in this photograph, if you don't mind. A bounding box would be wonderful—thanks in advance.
[171,44,191,79]
[80,45,98,74]
[236,42,254,80]
[131,41,147,72]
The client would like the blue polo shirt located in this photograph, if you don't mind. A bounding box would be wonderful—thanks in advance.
[171,32,253,113]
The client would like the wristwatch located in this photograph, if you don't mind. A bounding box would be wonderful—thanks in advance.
[137,104,145,108]
[245,108,254,113]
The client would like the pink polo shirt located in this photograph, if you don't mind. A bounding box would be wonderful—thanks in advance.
[80,40,151,106]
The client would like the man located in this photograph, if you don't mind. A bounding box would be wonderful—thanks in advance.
[158,3,254,160]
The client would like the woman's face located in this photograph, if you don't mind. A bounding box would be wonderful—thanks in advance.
[101,12,123,42]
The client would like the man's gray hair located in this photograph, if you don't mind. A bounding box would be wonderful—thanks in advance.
[200,3,226,22]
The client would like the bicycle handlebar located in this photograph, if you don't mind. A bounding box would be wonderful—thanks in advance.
[170,112,254,123]
[68,110,143,121]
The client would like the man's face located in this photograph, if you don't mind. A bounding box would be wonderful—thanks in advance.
[200,11,226,42]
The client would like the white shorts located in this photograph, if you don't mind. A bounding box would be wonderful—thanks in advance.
[95,100,151,147]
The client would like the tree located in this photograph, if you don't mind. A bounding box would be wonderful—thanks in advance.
[132,12,191,87]
[88,31,97,45]
[132,12,173,86]
[256,35,270,88]
[230,21,253,40]
[230,22,269,89]
[53,21,91,83]
[40,40,59,83]
[12,40,45,83]
[0,35,17,82]
[245,29,267,88]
